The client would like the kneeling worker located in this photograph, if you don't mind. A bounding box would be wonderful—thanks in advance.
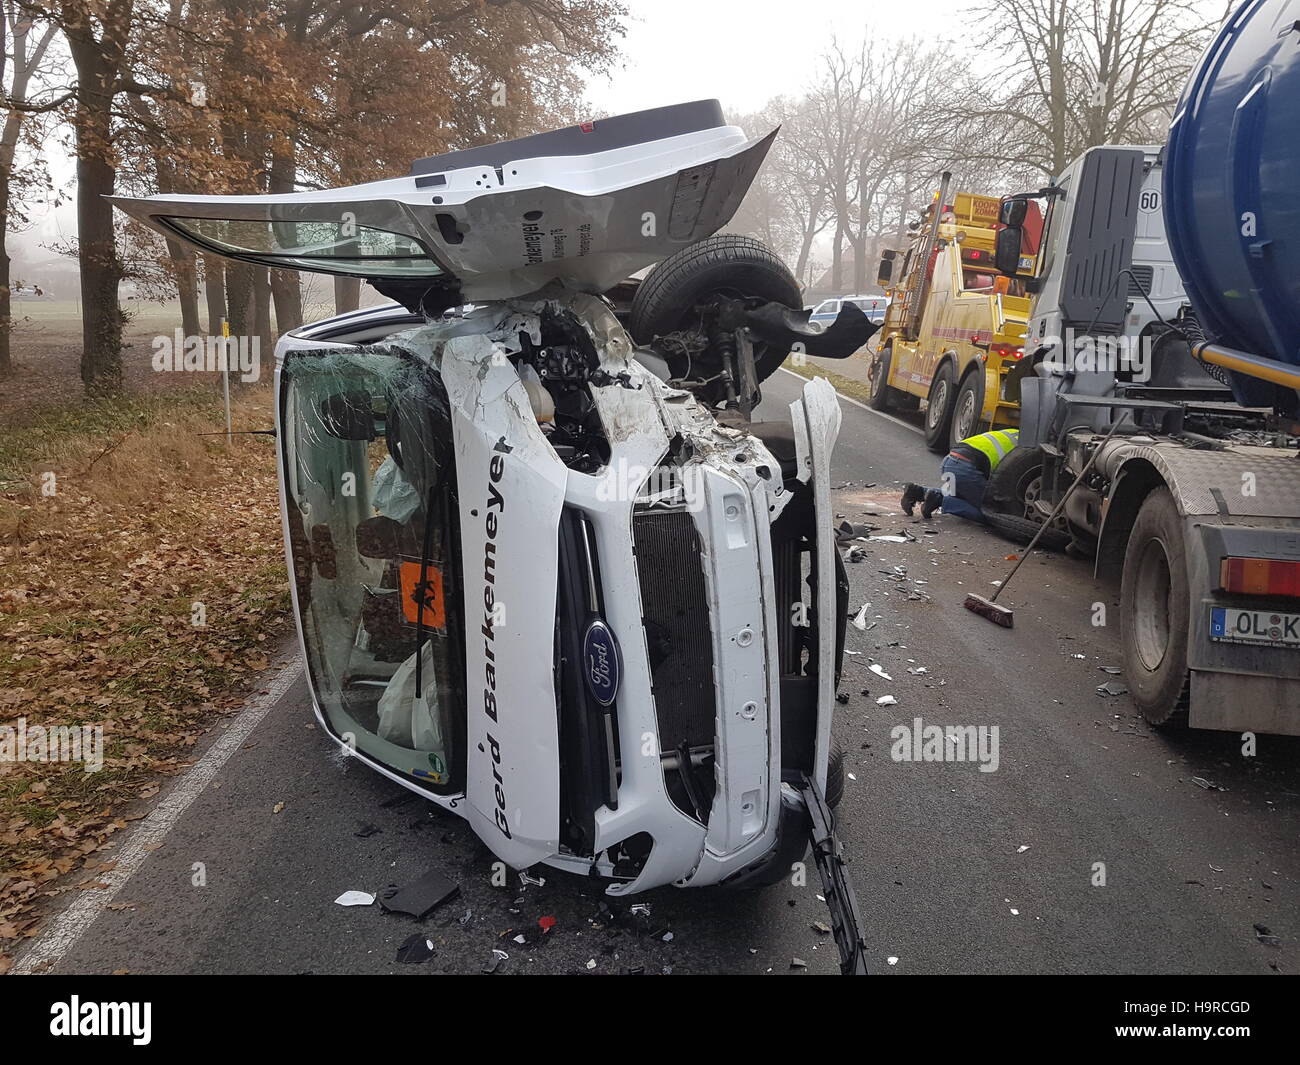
[901,427,1019,522]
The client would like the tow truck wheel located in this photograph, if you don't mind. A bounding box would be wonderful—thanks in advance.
[923,363,957,453]
[1120,488,1190,727]
[950,371,985,448]
[867,344,900,411]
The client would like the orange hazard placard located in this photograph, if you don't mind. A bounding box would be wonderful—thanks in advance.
[399,560,446,629]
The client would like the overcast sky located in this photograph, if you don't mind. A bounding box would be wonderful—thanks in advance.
[585,0,968,117]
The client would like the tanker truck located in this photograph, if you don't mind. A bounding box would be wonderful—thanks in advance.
[981,0,1300,736]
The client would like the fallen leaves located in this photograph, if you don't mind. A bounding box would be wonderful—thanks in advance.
[0,386,289,943]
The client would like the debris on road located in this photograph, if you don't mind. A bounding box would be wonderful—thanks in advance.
[876,695,898,706]
[482,949,509,974]
[395,933,435,964]
[1254,923,1281,948]
[334,890,375,907]
[1190,776,1226,792]
[1096,681,1129,697]
[868,663,893,681]
[378,867,460,919]
[852,603,872,630]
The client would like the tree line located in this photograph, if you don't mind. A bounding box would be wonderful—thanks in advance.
[729,0,1219,293]
[2,0,626,393]
[2,0,1221,395]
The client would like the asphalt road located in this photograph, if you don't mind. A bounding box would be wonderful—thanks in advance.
[23,369,1299,976]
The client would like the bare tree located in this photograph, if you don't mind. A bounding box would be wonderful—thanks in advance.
[944,0,1218,178]
[1,2,64,374]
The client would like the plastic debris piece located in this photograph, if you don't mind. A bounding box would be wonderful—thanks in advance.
[887,956,899,966]
[812,921,831,935]
[868,663,893,681]
[378,867,460,919]
[876,695,898,706]
[513,933,527,944]
[519,871,546,888]
[870,534,909,543]
[539,915,557,934]
[334,890,375,907]
[586,959,597,970]
[1096,681,1129,696]
[1017,845,1030,854]
[482,949,509,974]
[852,604,871,630]
[1190,776,1225,791]
[790,957,807,969]
[395,933,435,964]
[1099,665,1123,675]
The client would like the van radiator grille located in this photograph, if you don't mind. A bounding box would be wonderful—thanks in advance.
[632,507,716,751]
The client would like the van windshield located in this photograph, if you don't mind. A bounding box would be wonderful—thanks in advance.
[280,347,464,791]
[164,217,443,277]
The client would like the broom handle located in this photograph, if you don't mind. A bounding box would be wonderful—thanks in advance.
[991,415,1129,603]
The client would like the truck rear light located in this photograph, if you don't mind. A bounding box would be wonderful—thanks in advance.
[1219,556,1300,598]
[994,346,1023,360]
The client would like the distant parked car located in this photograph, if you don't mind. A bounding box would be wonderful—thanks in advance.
[809,294,889,328]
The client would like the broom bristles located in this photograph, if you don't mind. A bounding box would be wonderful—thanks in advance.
[963,593,1014,628]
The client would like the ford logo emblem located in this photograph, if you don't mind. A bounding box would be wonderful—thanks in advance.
[582,619,621,707]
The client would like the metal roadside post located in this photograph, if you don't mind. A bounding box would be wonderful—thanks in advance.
[220,317,233,446]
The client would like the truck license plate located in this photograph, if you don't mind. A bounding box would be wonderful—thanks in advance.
[1209,606,1300,649]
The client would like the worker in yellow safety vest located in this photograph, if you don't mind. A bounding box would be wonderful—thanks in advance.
[901,428,1020,522]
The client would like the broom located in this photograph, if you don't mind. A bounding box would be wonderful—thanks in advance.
[964,416,1130,627]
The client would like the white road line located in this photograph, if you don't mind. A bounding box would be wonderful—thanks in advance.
[11,659,304,976]
[778,367,924,435]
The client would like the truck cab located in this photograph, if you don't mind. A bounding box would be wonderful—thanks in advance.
[870,188,1037,452]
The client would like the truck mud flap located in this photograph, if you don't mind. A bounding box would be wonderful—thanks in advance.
[799,773,868,975]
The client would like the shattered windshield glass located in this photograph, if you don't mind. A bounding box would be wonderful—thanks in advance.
[165,217,442,277]
[280,347,464,791]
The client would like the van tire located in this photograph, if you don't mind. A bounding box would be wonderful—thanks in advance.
[825,742,846,809]
[629,235,802,385]
[923,362,957,452]
[1120,488,1190,728]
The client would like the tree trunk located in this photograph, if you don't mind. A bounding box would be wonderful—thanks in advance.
[270,269,302,335]
[204,256,226,334]
[831,220,844,291]
[71,61,125,396]
[0,195,10,376]
[334,275,360,314]
[166,236,202,337]
[225,261,254,337]
[253,266,273,357]
[268,148,303,334]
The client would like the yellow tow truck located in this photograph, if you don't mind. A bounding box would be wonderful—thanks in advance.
[866,174,1039,452]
